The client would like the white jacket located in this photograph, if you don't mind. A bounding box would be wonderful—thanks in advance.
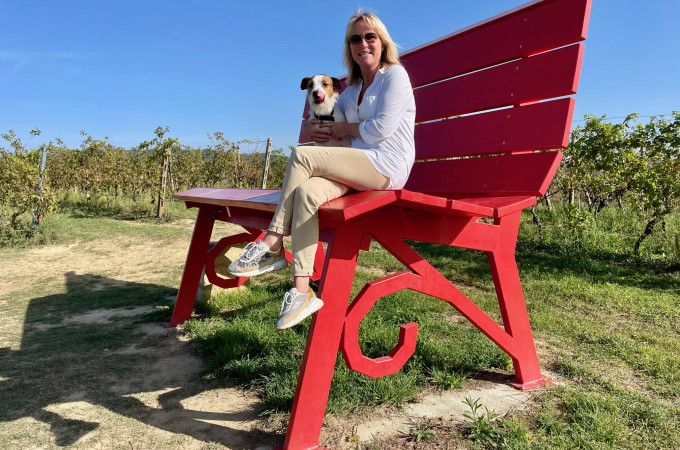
[337,65,416,189]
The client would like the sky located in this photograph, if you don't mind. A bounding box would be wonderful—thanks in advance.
[1,0,679,153]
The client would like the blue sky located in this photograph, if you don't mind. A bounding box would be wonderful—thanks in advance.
[1,0,679,152]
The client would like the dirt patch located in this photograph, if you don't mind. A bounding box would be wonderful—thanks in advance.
[315,371,558,449]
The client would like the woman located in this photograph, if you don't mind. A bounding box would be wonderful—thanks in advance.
[228,9,416,331]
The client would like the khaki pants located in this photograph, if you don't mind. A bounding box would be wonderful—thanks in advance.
[268,146,389,276]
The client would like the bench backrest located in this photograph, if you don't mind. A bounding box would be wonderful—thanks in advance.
[299,0,591,198]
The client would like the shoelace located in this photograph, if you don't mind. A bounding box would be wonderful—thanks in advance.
[280,290,295,314]
[239,241,262,262]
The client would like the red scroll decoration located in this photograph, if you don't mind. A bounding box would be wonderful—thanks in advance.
[204,229,264,289]
[341,271,420,378]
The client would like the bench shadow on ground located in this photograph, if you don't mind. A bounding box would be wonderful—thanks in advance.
[0,271,278,448]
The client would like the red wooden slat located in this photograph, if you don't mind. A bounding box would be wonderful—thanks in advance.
[402,0,591,87]
[396,190,449,209]
[319,190,397,221]
[450,196,537,218]
[414,98,575,159]
[302,101,311,120]
[404,151,563,196]
[173,187,279,203]
[414,44,583,122]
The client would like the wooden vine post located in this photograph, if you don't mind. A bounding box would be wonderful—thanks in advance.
[30,145,49,234]
[156,148,170,219]
[261,137,272,189]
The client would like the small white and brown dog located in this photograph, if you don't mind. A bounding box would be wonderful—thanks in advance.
[301,74,351,147]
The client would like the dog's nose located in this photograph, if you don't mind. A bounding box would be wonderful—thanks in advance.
[313,90,326,102]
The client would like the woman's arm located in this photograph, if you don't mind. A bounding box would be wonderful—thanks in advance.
[359,66,413,144]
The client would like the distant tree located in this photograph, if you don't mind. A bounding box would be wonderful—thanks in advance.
[627,112,680,256]
[562,114,638,215]
[0,129,54,235]
[139,126,180,218]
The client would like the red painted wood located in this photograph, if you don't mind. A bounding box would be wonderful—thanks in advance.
[414,44,583,122]
[217,206,275,231]
[311,242,326,282]
[204,231,261,289]
[319,190,397,221]
[169,1,591,447]
[371,233,518,355]
[167,205,217,326]
[298,119,311,145]
[174,187,279,203]
[284,228,364,449]
[487,212,545,388]
[405,151,563,197]
[174,188,281,212]
[451,196,537,218]
[323,207,501,252]
[402,0,591,87]
[342,271,420,378]
[395,190,448,209]
[415,98,575,159]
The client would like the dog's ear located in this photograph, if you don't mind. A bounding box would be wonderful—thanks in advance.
[300,77,311,90]
[331,77,342,91]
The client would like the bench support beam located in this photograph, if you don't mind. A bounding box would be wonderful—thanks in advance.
[488,212,544,389]
[284,228,364,450]
[167,205,217,326]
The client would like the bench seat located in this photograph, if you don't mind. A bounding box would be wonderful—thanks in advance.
[174,187,537,221]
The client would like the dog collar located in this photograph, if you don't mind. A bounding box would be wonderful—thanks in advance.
[315,108,335,122]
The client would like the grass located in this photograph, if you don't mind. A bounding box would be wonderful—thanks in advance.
[2,199,680,448]
[184,277,509,416]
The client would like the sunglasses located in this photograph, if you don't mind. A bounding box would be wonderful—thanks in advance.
[348,32,379,44]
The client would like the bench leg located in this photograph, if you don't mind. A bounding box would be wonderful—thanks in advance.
[488,213,545,389]
[167,206,216,326]
[283,228,364,450]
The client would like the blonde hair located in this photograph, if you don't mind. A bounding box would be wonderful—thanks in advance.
[343,9,401,86]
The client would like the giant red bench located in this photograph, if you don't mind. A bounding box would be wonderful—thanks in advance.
[168,0,591,448]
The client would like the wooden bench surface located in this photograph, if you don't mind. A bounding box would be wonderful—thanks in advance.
[174,186,538,221]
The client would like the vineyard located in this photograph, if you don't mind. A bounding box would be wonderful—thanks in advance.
[1,113,680,264]
[0,127,290,244]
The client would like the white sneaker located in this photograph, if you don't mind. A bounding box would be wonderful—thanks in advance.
[275,288,324,331]
[227,241,288,277]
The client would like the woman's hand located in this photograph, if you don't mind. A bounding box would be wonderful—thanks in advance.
[323,122,361,141]
[303,119,332,144]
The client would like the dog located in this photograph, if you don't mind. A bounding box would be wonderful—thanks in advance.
[301,75,351,147]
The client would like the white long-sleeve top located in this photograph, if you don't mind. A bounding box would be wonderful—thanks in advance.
[336,65,416,189]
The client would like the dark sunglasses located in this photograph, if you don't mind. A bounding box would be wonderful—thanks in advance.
[348,32,379,44]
